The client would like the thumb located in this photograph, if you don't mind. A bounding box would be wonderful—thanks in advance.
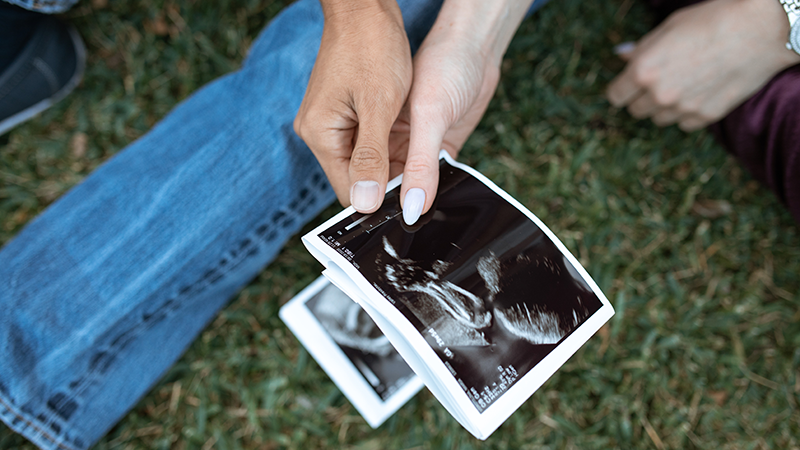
[348,108,393,214]
[400,103,450,226]
[613,41,637,61]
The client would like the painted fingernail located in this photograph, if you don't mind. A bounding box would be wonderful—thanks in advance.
[351,181,380,212]
[403,188,425,226]
[613,41,636,55]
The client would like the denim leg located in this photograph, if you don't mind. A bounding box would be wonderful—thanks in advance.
[1,0,78,14]
[527,0,551,17]
[0,1,445,449]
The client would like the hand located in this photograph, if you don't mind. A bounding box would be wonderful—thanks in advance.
[394,17,501,225]
[294,0,412,213]
[607,0,800,131]
[396,0,533,225]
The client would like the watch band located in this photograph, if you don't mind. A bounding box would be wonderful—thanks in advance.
[779,0,800,53]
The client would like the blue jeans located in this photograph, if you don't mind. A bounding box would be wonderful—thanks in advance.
[0,0,547,448]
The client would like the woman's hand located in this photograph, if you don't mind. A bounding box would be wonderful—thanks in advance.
[607,0,800,131]
[296,0,533,222]
[396,0,533,225]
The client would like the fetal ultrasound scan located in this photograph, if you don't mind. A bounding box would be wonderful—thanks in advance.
[307,283,415,400]
[319,160,604,412]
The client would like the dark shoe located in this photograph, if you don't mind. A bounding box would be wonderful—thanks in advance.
[0,15,86,135]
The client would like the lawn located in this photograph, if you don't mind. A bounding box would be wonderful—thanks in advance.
[1,0,799,448]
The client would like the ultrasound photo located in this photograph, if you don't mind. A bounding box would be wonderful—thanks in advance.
[319,159,604,412]
[307,283,416,401]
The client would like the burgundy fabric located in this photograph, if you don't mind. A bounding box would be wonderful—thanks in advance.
[708,67,800,223]
[641,0,800,223]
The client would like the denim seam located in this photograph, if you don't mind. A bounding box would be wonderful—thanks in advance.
[45,167,330,443]
[2,0,79,14]
[0,393,78,450]
[0,160,330,449]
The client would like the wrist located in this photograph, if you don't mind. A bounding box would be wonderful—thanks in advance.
[320,0,402,24]
[775,0,800,58]
[745,0,800,65]
[433,0,534,65]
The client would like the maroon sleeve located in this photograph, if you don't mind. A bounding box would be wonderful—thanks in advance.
[708,65,800,223]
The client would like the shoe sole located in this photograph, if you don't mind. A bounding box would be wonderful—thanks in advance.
[0,24,86,136]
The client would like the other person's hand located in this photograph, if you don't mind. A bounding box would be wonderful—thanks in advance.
[607,0,800,131]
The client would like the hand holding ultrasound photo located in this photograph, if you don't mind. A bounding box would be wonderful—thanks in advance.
[296,152,614,440]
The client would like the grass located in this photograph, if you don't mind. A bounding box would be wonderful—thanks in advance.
[1,0,799,448]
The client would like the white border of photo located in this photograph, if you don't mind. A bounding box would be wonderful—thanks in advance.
[279,276,425,428]
[302,151,615,440]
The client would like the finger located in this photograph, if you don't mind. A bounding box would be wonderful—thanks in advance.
[349,106,395,214]
[401,103,450,226]
[651,108,684,127]
[294,110,355,206]
[678,115,710,132]
[317,147,352,206]
[607,66,644,107]
[627,91,661,119]
[613,41,637,61]
[388,115,410,179]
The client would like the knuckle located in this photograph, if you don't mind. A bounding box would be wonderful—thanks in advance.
[702,105,725,123]
[628,104,646,119]
[350,145,386,172]
[296,122,322,149]
[410,97,444,121]
[403,156,436,178]
[651,114,670,127]
[292,114,304,137]
[679,119,702,132]
[676,100,699,116]
[410,103,433,124]
[359,83,404,115]
[695,111,717,127]
[652,89,677,107]
[631,63,656,87]
[294,109,323,140]
[607,87,623,106]
[677,98,704,117]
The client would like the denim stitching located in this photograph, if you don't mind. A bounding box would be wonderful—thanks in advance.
[0,394,79,450]
[19,169,331,447]
[1,0,79,14]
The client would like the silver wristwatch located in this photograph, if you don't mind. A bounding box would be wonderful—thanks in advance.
[779,0,800,54]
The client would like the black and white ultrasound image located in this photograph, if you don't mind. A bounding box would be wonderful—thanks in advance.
[320,160,603,412]
[307,284,416,401]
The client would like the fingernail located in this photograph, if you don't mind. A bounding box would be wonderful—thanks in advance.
[351,181,381,212]
[613,41,635,55]
[403,188,425,226]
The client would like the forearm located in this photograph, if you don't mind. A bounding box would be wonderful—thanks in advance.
[432,0,535,66]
